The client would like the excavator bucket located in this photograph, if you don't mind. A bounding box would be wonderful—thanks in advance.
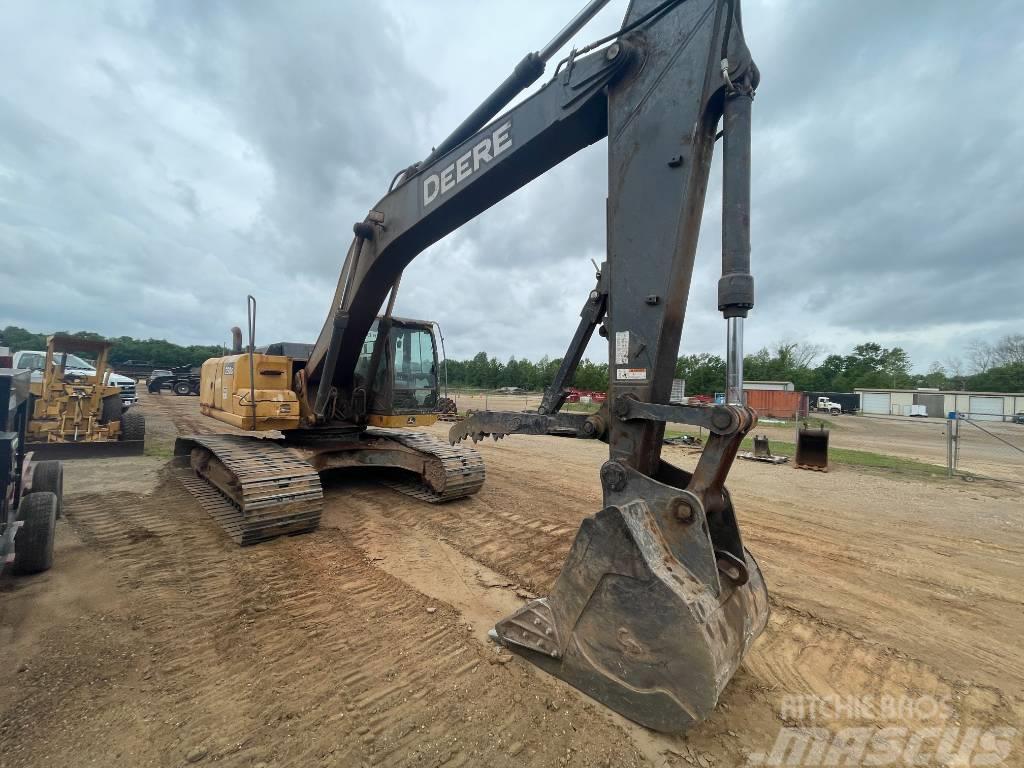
[492,459,769,733]
[795,425,830,470]
[752,434,772,458]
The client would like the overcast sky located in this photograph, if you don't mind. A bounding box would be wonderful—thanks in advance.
[1,0,1021,372]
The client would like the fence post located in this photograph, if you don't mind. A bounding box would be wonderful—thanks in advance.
[946,416,954,478]
[947,413,961,477]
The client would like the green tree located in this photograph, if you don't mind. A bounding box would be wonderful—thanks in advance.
[674,353,726,396]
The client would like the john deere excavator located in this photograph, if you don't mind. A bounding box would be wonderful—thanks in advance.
[179,0,767,733]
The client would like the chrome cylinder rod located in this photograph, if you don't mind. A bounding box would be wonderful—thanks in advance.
[539,0,615,62]
[419,0,613,171]
[726,316,744,405]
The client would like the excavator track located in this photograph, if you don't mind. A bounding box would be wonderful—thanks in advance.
[175,434,323,546]
[367,427,485,502]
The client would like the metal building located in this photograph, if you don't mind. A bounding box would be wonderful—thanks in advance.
[743,381,795,392]
[854,388,1024,421]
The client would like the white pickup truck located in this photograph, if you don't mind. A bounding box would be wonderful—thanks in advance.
[12,350,138,408]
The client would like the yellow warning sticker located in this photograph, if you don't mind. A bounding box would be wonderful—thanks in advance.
[616,368,648,381]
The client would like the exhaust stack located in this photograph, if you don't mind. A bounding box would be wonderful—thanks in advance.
[230,327,243,354]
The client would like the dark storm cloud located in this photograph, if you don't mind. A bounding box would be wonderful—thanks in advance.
[741,0,1024,347]
[0,0,1020,368]
[135,0,441,280]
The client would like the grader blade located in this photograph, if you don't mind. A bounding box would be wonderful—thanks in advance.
[493,456,769,733]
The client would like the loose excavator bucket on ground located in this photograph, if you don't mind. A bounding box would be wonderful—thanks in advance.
[738,434,788,465]
[796,425,830,470]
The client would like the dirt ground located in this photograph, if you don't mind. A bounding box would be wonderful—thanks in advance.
[1,389,1022,767]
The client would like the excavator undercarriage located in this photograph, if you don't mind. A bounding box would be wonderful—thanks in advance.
[176,428,484,544]
[179,0,767,734]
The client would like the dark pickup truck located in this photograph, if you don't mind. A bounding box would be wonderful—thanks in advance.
[147,365,201,396]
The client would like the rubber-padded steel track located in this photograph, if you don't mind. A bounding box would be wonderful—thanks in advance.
[176,434,323,545]
[368,428,485,502]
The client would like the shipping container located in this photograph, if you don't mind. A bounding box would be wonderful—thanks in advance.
[744,389,808,418]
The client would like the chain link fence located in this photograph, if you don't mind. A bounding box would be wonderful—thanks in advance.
[448,390,545,413]
[949,416,1024,484]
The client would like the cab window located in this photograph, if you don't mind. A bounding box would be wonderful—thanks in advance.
[353,320,381,389]
[20,353,45,371]
[391,327,437,409]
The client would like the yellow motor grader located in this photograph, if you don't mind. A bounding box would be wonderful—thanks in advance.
[27,335,146,459]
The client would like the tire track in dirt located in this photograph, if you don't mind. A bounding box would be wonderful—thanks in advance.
[736,494,1024,696]
[56,478,647,767]
[321,475,1023,765]
[127,392,1024,764]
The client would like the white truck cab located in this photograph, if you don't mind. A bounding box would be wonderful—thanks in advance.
[812,396,843,415]
[12,350,138,408]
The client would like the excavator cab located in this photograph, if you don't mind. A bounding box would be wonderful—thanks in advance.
[357,317,440,427]
[199,315,442,432]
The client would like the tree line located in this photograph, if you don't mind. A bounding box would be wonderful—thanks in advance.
[445,336,1024,395]
[1,326,224,370]
[4,324,1021,394]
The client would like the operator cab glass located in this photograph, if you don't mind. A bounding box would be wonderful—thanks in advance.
[353,319,381,391]
[356,319,439,415]
[390,325,438,411]
[19,353,45,371]
[58,353,94,369]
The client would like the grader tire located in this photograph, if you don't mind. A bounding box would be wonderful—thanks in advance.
[101,394,123,424]
[27,460,64,519]
[12,492,57,575]
[122,410,146,442]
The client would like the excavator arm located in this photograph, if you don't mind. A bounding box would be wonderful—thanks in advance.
[299,0,766,733]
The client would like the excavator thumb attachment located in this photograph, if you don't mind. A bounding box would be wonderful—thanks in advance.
[492,459,768,733]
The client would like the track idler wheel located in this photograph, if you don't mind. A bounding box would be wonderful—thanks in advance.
[491,461,768,733]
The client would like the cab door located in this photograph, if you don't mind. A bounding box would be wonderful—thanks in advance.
[389,324,439,414]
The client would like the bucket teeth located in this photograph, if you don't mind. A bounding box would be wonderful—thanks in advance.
[493,599,562,658]
[448,410,594,445]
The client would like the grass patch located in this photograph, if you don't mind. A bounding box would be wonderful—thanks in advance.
[752,415,848,431]
[561,402,602,414]
[144,444,175,459]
